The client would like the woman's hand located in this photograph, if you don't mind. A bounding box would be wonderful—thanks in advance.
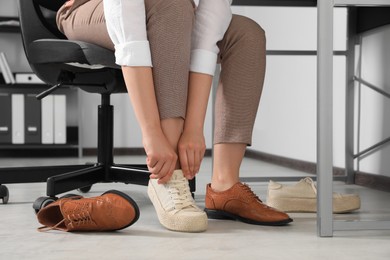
[178,129,206,180]
[143,129,178,184]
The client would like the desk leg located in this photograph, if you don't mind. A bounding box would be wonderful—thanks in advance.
[317,0,334,237]
[345,8,358,185]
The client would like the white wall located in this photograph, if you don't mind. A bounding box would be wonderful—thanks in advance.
[231,6,347,168]
[356,26,390,176]
[231,6,390,177]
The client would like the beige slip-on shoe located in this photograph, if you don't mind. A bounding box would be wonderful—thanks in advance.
[266,177,361,213]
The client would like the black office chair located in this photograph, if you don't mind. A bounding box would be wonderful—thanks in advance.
[0,0,195,208]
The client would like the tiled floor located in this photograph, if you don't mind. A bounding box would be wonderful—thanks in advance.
[0,156,389,259]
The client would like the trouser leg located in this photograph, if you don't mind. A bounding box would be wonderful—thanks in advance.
[214,15,266,146]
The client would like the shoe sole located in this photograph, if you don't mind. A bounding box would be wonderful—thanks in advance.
[147,182,207,232]
[204,208,293,226]
[266,197,361,213]
[102,190,140,229]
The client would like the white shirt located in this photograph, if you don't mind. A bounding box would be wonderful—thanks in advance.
[103,0,232,76]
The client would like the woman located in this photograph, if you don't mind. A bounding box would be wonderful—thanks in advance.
[57,0,292,232]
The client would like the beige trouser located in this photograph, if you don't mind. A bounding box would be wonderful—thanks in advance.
[57,0,266,145]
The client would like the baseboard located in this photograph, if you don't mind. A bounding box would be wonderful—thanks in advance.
[245,149,390,192]
[355,171,390,192]
[244,149,345,176]
[83,147,146,156]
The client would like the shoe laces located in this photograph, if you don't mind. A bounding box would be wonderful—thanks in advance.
[38,201,96,232]
[302,177,317,194]
[166,177,195,212]
[240,183,276,209]
[65,211,95,228]
[240,183,262,202]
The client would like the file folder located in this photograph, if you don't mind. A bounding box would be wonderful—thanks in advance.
[54,95,66,144]
[41,95,54,144]
[25,94,41,144]
[0,93,12,143]
[11,94,25,144]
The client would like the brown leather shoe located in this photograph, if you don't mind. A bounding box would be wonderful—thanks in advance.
[37,190,140,232]
[205,183,292,226]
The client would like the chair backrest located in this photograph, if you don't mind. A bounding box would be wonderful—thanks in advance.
[17,0,126,94]
[17,0,66,62]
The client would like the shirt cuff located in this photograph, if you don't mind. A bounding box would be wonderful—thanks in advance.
[114,41,152,67]
[190,49,218,76]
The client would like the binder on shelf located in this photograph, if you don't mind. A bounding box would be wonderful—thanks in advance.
[0,52,15,84]
[25,94,41,144]
[11,94,25,144]
[54,95,66,144]
[0,93,12,143]
[41,95,54,144]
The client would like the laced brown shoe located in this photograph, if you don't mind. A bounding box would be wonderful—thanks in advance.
[205,183,292,226]
[37,190,140,232]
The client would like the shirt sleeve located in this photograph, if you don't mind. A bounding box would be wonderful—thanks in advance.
[190,0,232,75]
[103,0,152,67]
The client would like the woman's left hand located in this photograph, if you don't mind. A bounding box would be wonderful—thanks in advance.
[178,129,206,180]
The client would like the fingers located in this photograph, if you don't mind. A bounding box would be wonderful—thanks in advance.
[178,147,190,178]
[147,152,177,181]
[147,157,164,179]
[179,145,205,180]
[186,149,195,176]
[158,161,176,184]
[193,150,200,177]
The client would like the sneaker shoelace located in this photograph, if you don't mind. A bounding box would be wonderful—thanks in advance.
[166,178,196,213]
[302,177,318,194]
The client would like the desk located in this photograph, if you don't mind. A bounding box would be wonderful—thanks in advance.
[318,0,390,237]
[233,0,390,236]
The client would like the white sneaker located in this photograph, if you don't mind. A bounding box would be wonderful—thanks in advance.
[147,169,207,232]
[266,177,361,213]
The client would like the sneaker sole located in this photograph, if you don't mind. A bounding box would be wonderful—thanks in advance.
[204,208,293,226]
[147,182,207,232]
[266,197,361,213]
[102,190,140,229]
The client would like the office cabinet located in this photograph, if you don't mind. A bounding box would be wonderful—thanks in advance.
[0,16,80,157]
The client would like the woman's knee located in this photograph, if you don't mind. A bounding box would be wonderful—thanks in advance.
[229,15,266,48]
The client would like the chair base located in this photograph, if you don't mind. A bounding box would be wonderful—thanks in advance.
[45,164,151,196]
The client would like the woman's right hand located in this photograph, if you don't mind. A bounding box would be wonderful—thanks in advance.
[143,129,178,184]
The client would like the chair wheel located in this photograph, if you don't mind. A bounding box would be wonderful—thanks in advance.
[78,185,92,193]
[0,185,9,204]
[33,196,57,214]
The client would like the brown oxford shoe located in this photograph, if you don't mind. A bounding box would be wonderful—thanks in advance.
[37,190,139,232]
[205,183,292,226]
